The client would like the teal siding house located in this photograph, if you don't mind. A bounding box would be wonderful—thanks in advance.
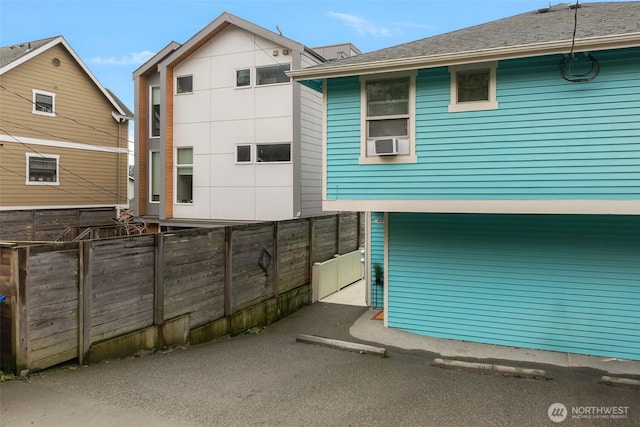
[290,2,640,360]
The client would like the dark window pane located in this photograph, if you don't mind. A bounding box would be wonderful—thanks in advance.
[177,76,193,93]
[366,79,409,116]
[237,145,251,162]
[151,87,160,137]
[236,69,251,87]
[256,64,290,85]
[35,93,53,113]
[457,70,489,102]
[368,119,408,138]
[256,144,291,162]
[29,157,57,182]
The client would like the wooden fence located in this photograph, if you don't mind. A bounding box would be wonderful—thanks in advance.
[0,207,117,242]
[0,213,362,374]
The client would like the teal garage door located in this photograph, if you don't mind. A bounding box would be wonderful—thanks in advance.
[387,213,640,360]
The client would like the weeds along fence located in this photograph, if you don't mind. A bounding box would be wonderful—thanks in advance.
[0,213,362,374]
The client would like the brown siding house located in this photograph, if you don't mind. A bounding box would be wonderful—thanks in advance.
[0,36,133,212]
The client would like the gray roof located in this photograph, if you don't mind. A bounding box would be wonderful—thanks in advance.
[310,2,640,69]
[0,36,59,68]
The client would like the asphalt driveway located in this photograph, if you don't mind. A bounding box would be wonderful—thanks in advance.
[1,302,638,426]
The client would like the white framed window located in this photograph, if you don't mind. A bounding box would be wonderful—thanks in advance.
[176,75,193,94]
[149,150,160,202]
[26,153,59,185]
[236,144,252,163]
[448,62,498,112]
[150,86,160,138]
[256,143,291,163]
[360,72,417,164]
[175,147,193,204]
[236,68,251,88]
[32,89,55,116]
[256,64,290,86]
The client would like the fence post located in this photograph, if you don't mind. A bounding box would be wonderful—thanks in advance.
[79,241,92,365]
[224,226,232,317]
[272,222,279,299]
[12,247,29,374]
[154,233,164,326]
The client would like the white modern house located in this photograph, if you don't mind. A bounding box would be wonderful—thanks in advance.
[132,12,359,229]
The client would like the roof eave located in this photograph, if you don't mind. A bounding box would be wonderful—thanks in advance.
[289,33,640,81]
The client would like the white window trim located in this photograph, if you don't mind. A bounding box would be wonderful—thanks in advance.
[359,71,417,165]
[175,147,193,205]
[32,89,55,117]
[149,150,160,203]
[149,86,160,139]
[235,144,253,164]
[448,62,498,113]
[235,68,252,89]
[25,152,59,185]
[175,75,193,95]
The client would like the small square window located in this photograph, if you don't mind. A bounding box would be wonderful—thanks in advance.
[256,143,291,162]
[256,64,290,85]
[456,70,489,102]
[449,62,498,112]
[33,90,55,116]
[236,145,252,163]
[236,69,251,87]
[26,154,58,184]
[176,75,193,94]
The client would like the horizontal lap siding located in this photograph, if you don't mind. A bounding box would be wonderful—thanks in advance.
[387,213,640,360]
[325,48,640,200]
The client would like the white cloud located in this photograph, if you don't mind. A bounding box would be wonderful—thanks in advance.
[90,50,155,66]
[328,12,392,37]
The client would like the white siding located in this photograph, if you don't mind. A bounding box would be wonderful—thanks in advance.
[172,25,295,221]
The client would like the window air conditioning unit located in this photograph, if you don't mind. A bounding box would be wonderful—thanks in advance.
[373,138,399,156]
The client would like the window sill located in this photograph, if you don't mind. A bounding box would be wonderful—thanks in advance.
[448,100,498,113]
[358,154,418,165]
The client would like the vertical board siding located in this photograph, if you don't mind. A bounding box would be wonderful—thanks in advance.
[231,224,275,312]
[163,228,225,327]
[325,48,640,200]
[277,219,310,293]
[387,213,640,360]
[90,236,156,342]
[27,244,79,370]
[311,216,338,263]
[370,212,385,308]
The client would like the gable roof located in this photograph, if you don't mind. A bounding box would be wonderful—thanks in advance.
[0,36,133,119]
[158,12,326,69]
[132,41,181,79]
[290,2,640,81]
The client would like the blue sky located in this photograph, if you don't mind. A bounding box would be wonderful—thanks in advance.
[0,0,622,117]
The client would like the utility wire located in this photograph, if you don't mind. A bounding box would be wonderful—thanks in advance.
[0,84,134,146]
[0,163,117,205]
[2,118,131,156]
[0,128,126,199]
